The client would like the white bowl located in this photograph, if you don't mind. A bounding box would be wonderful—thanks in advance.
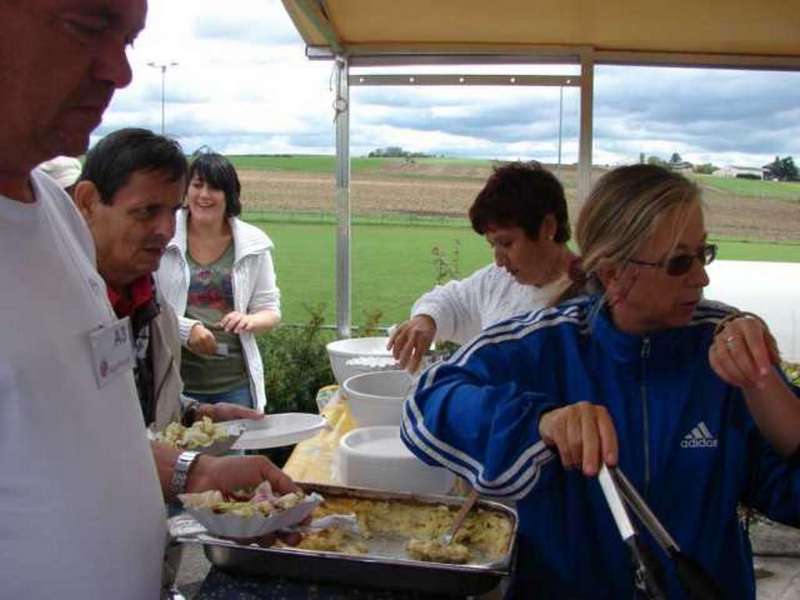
[326,337,397,385]
[343,369,413,427]
[337,426,455,495]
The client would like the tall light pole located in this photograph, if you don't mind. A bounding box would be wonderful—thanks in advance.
[557,85,564,177]
[147,61,178,134]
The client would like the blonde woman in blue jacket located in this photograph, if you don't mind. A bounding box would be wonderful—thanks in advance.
[403,165,800,599]
[157,152,280,413]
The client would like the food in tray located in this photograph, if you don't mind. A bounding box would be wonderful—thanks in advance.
[302,496,512,564]
[406,538,471,564]
[292,526,368,554]
[154,417,234,450]
[179,480,322,539]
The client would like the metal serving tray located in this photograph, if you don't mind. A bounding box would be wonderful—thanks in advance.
[174,482,518,596]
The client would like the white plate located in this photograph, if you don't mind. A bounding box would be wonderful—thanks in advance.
[231,413,327,450]
[337,426,455,494]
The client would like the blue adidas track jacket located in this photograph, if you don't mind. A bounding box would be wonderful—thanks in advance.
[401,295,800,599]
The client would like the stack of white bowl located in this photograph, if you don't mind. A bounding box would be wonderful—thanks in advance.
[334,367,455,495]
[326,337,399,385]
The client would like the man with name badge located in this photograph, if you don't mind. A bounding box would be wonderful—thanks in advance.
[0,2,296,598]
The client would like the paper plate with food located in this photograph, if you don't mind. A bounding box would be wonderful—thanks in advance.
[153,417,244,456]
[179,480,323,539]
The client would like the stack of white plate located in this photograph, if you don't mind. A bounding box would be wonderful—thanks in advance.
[336,425,455,495]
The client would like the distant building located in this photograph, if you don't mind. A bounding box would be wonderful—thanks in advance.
[669,161,694,173]
[717,165,764,179]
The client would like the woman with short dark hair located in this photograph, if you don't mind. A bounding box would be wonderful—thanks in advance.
[388,161,577,372]
[157,151,280,411]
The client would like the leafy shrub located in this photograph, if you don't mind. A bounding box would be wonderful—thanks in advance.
[258,304,335,416]
[430,241,462,359]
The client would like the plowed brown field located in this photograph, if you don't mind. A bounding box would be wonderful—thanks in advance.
[238,164,800,242]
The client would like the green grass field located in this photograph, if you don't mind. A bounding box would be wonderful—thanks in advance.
[226,155,800,327]
[695,174,800,201]
[255,218,800,326]
[228,154,494,177]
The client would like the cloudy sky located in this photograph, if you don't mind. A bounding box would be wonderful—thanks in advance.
[99,0,800,168]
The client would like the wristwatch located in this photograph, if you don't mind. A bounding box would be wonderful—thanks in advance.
[170,451,200,496]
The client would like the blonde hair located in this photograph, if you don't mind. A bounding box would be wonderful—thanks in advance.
[575,164,700,289]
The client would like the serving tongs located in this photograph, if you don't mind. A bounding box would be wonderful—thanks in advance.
[598,465,724,600]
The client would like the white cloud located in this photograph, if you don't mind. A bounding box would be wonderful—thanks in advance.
[98,0,800,167]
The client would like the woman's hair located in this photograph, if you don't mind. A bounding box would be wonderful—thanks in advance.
[469,161,570,243]
[188,151,242,217]
[575,164,701,289]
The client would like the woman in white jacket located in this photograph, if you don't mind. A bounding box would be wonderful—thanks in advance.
[156,152,280,412]
[388,161,577,372]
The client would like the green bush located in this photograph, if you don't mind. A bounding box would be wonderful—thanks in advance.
[258,304,336,416]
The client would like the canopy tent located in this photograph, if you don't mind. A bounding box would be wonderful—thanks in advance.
[280,0,800,337]
[283,0,800,63]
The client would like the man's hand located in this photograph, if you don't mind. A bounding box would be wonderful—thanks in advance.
[538,401,618,477]
[185,454,302,546]
[197,402,264,422]
[387,315,436,373]
[219,311,256,334]
[186,454,298,497]
[188,323,217,355]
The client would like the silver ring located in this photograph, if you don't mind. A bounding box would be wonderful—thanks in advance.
[725,335,739,348]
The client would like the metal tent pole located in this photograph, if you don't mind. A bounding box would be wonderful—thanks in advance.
[334,55,352,338]
[577,49,595,202]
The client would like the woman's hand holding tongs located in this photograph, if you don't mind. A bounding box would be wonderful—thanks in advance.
[538,401,619,477]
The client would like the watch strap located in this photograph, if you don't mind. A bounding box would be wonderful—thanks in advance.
[170,450,200,496]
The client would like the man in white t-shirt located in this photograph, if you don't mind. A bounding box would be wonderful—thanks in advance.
[388,162,577,372]
[0,2,297,597]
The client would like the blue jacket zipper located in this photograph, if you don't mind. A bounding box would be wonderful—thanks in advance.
[641,337,652,499]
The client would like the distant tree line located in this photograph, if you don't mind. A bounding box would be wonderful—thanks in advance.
[764,156,799,182]
[640,152,717,174]
[639,152,799,182]
[368,146,435,158]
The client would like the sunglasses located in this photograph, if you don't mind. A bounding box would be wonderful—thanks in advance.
[628,243,717,276]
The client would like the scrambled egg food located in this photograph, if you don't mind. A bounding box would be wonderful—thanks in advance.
[155,417,232,450]
[305,496,511,564]
[294,526,369,555]
[406,539,471,564]
[181,487,306,517]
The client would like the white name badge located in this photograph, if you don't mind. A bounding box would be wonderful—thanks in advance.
[88,317,135,388]
[214,343,230,356]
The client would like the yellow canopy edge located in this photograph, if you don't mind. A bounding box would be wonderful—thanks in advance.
[282,0,800,60]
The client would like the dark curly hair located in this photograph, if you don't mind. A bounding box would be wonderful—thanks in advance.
[469,161,570,243]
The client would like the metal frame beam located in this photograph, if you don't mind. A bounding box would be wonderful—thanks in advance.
[349,73,579,87]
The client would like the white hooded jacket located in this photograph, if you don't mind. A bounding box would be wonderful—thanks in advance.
[156,209,280,411]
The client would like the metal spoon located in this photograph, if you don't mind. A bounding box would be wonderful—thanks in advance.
[441,487,479,545]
